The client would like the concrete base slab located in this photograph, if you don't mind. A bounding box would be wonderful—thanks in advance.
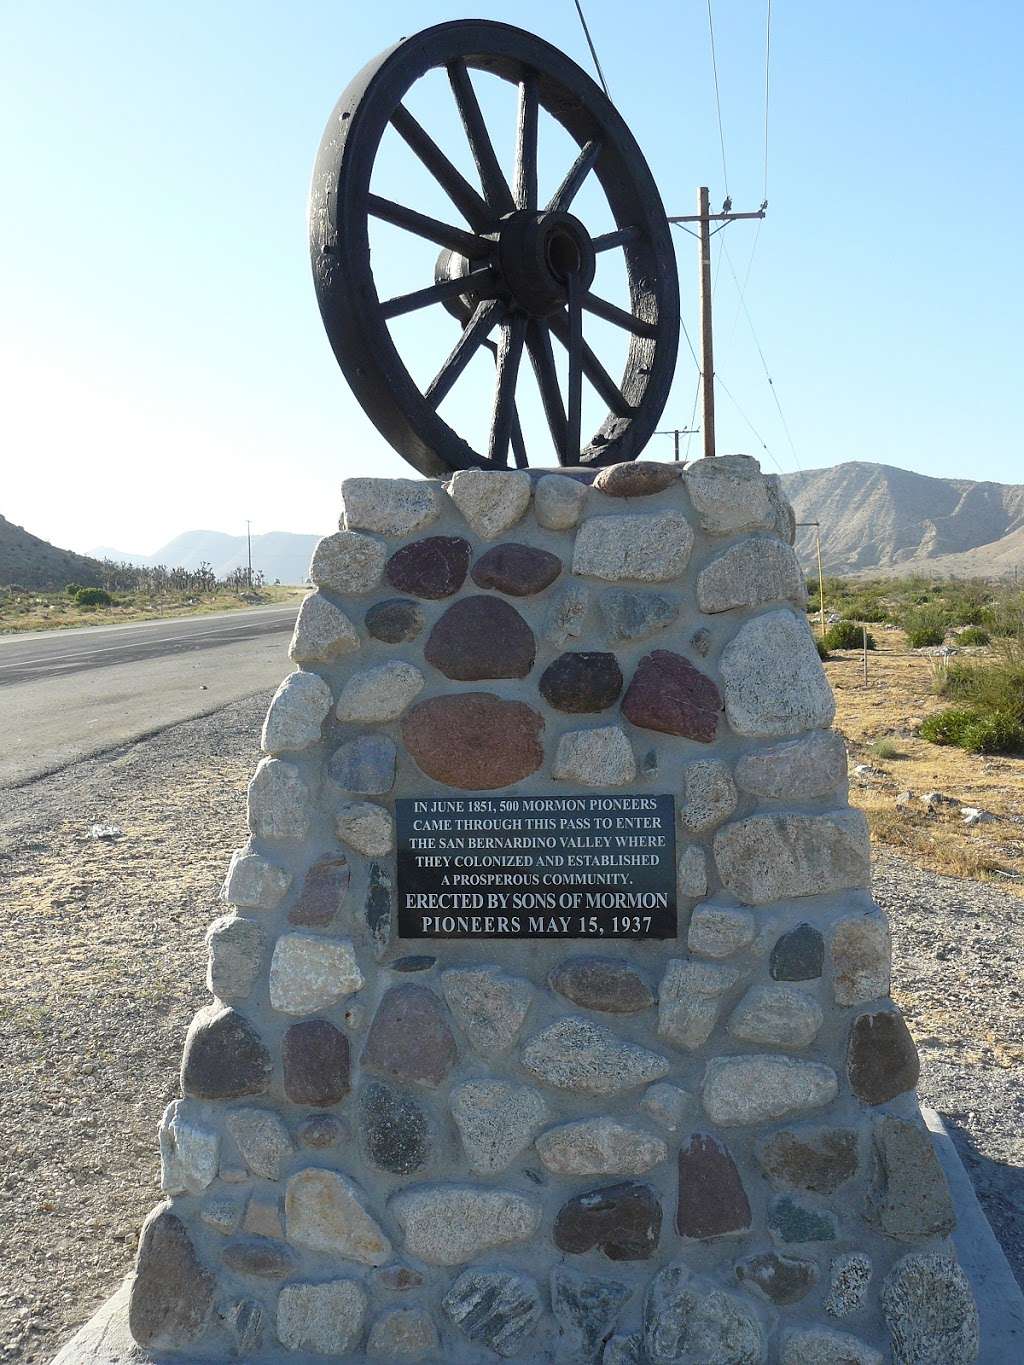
[50,1113,1024,1364]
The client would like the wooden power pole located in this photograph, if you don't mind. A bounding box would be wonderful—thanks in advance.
[668,190,767,459]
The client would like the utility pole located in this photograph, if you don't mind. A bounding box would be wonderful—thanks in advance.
[654,427,700,462]
[668,191,767,459]
[245,520,253,590]
[796,521,826,638]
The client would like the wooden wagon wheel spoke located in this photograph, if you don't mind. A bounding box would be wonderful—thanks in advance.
[548,309,635,418]
[513,72,539,212]
[592,225,642,252]
[484,335,530,467]
[546,139,603,215]
[390,105,495,231]
[381,267,498,321]
[581,291,658,337]
[367,194,494,258]
[565,271,584,463]
[488,313,528,466]
[425,297,505,408]
[447,60,515,214]
[526,320,568,455]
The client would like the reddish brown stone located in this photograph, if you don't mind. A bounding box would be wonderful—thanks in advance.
[425,596,536,680]
[282,1020,351,1107]
[402,694,544,790]
[735,1252,818,1305]
[180,1005,271,1100]
[362,984,457,1088]
[540,652,624,713]
[385,536,471,599]
[471,542,563,596]
[221,1238,297,1280]
[848,1008,921,1105]
[288,855,350,927]
[553,1182,662,1261]
[621,650,723,741]
[676,1133,752,1239]
[549,957,653,1013]
[593,462,681,497]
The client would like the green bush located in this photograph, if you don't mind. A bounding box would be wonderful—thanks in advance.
[957,626,991,646]
[65,582,82,597]
[823,620,876,651]
[922,640,1024,754]
[815,636,830,661]
[902,605,949,648]
[74,587,113,607]
[870,737,901,760]
[920,706,1024,755]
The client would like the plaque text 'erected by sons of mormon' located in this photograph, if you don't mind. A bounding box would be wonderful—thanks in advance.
[395,794,677,939]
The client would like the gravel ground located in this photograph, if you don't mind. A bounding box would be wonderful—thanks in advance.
[0,694,1021,1363]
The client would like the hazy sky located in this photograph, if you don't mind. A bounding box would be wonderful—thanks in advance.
[3,1,1022,555]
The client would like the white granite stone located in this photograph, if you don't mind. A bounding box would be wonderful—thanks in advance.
[247,757,312,841]
[697,537,807,613]
[658,959,744,1050]
[684,454,776,534]
[687,903,756,958]
[641,1082,700,1132]
[735,730,848,800]
[522,1017,670,1095]
[341,477,441,537]
[536,1118,667,1176]
[205,914,265,1002]
[832,911,892,1006]
[226,1108,292,1180]
[535,473,588,529]
[309,530,387,594]
[572,510,693,583]
[552,726,637,786]
[277,1279,368,1355]
[702,1054,838,1125]
[441,965,534,1057]
[269,933,363,1014]
[335,660,424,723]
[335,800,394,857]
[289,592,360,664]
[714,810,871,904]
[222,847,292,910]
[450,1080,549,1173]
[681,759,737,832]
[285,1168,391,1263]
[721,609,836,737]
[445,468,531,539]
[261,670,333,755]
[727,983,824,1049]
[158,1101,220,1195]
[390,1185,541,1265]
[676,845,709,900]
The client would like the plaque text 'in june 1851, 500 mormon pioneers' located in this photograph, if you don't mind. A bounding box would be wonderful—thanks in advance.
[395,794,676,939]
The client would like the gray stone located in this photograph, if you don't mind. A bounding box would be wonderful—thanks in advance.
[365,597,424,643]
[200,1189,245,1234]
[768,1193,839,1243]
[720,610,836,737]
[342,476,441,537]
[599,588,679,643]
[685,454,777,534]
[553,726,637,786]
[702,1054,838,1126]
[594,460,681,497]
[268,932,363,1015]
[866,1116,956,1241]
[537,1117,667,1176]
[848,1007,921,1105]
[549,957,654,1014]
[780,1329,883,1365]
[336,799,394,856]
[691,625,712,655]
[246,757,311,841]
[771,924,825,981]
[285,1168,391,1264]
[551,1266,631,1362]
[658,959,744,1051]
[128,1204,215,1350]
[367,1307,439,1360]
[832,912,891,1005]
[735,730,848,799]
[359,1081,430,1174]
[604,1335,644,1365]
[883,1253,979,1364]
[451,1079,549,1173]
[441,964,534,1055]
[677,845,709,900]
[222,847,292,910]
[205,913,265,1003]
[727,983,824,1049]
[573,511,694,582]
[446,468,531,539]
[644,1262,766,1365]
[364,861,392,958]
[327,734,397,794]
[681,759,737,832]
[309,529,387,594]
[714,810,871,904]
[241,1191,284,1239]
[335,660,424,722]
[825,1253,872,1318]
[523,1017,669,1095]
[222,1236,297,1279]
[444,1269,543,1358]
[687,904,756,958]
[735,1252,818,1306]
[756,1126,860,1194]
[277,1278,368,1356]
[363,984,458,1087]
[181,1004,271,1100]
[226,1108,292,1180]
[390,1185,541,1265]
[296,1113,347,1149]
[697,537,807,613]
[290,591,360,664]
[641,1082,699,1132]
[536,472,588,529]
[226,1298,264,1356]
[158,1101,219,1195]
[375,1264,425,1293]
[261,670,333,754]
[545,582,591,646]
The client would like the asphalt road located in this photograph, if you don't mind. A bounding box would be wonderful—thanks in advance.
[0,605,298,787]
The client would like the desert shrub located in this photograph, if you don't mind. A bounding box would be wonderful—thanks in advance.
[815,636,830,660]
[920,707,1024,755]
[870,737,901,760]
[957,626,991,646]
[65,582,82,597]
[842,596,890,623]
[74,587,113,607]
[823,620,876,651]
[923,641,1024,754]
[902,605,949,648]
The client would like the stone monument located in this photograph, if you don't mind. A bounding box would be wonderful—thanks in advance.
[122,20,981,1365]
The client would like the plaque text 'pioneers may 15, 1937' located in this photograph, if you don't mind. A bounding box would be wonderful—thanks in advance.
[395,794,677,939]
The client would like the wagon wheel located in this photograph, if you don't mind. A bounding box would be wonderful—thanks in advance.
[310,19,679,475]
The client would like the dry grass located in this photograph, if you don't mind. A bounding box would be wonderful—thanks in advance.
[0,584,301,634]
[824,628,1024,892]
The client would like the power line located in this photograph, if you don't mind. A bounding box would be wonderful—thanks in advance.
[715,373,786,477]
[684,374,702,460]
[706,0,729,196]
[572,0,610,99]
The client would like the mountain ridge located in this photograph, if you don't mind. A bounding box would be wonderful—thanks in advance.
[86,530,321,584]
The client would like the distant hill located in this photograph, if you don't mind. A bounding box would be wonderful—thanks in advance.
[0,515,108,590]
[781,462,1024,579]
[90,530,321,585]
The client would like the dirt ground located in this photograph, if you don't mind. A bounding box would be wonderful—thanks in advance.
[0,675,1021,1362]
